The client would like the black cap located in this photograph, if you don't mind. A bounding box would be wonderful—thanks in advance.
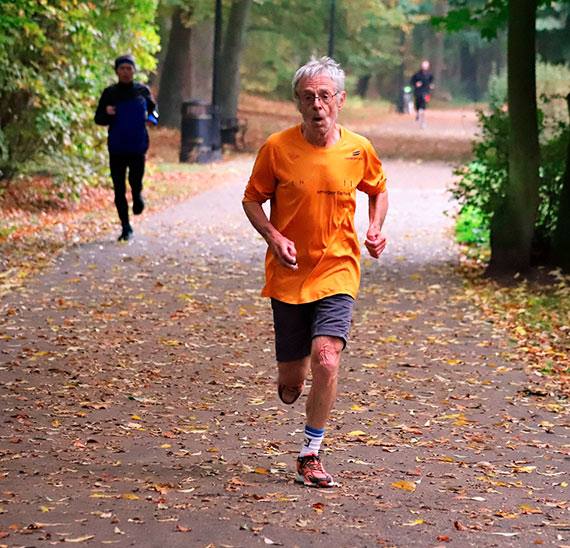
[114,55,135,71]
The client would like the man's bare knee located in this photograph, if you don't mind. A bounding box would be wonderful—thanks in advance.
[317,344,339,368]
[313,338,342,377]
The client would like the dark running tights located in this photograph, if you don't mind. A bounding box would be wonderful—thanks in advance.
[109,153,145,227]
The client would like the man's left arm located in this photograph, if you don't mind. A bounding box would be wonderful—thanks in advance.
[364,190,388,259]
[142,85,159,124]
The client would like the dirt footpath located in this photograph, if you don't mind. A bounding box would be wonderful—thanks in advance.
[360,109,479,162]
[1,157,569,548]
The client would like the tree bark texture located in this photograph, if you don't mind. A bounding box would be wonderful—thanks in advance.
[189,21,214,102]
[551,93,570,270]
[356,75,371,99]
[488,0,540,276]
[432,0,448,96]
[218,0,252,122]
[157,7,193,129]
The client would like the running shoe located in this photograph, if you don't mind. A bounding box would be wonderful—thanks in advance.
[118,224,133,242]
[296,453,335,487]
[278,381,305,405]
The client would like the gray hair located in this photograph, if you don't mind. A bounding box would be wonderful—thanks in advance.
[292,56,345,98]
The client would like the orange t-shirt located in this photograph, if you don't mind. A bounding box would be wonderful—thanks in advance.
[243,124,387,304]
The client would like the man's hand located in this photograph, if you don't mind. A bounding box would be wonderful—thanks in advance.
[106,105,116,115]
[270,236,298,271]
[364,228,387,259]
[242,201,299,271]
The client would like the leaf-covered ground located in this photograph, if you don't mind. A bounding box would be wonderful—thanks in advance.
[1,153,569,548]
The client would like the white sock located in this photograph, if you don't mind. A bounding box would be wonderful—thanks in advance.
[299,425,325,457]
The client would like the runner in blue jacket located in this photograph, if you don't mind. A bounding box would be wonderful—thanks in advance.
[95,55,158,241]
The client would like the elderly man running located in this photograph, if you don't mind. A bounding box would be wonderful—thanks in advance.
[242,56,388,487]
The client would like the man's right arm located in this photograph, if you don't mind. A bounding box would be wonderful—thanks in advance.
[94,88,114,126]
[242,201,298,270]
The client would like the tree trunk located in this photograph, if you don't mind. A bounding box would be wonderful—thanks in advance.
[487,0,540,276]
[551,92,570,270]
[432,0,448,95]
[189,21,214,102]
[218,0,252,122]
[356,75,371,99]
[157,7,193,129]
[148,11,172,89]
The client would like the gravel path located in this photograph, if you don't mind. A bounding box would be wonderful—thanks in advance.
[1,157,569,548]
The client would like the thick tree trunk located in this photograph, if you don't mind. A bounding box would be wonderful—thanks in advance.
[356,75,371,99]
[148,12,172,89]
[157,7,193,129]
[218,0,252,121]
[432,0,448,95]
[189,21,214,102]
[488,0,540,276]
[460,42,479,101]
[551,92,570,270]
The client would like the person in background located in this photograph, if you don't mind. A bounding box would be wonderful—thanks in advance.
[242,56,388,488]
[95,54,158,242]
[410,60,434,129]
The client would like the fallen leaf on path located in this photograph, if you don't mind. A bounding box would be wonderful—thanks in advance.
[391,480,416,492]
[402,519,423,526]
[264,537,283,545]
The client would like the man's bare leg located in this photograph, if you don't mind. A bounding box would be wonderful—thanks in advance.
[306,335,343,430]
[295,335,343,487]
[277,356,310,404]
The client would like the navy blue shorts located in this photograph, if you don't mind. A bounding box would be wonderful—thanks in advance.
[271,294,354,362]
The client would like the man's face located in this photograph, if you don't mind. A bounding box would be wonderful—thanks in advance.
[422,61,430,72]
[116,63,135,84]
[296,75,345,138]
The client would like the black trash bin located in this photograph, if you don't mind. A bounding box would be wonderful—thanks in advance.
[221,117,239,146]
[179,100,222,163]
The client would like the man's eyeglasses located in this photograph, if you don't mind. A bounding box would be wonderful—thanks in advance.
[298,91,339,106]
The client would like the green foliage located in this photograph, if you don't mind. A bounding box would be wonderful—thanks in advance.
[450,108,509,222]
[0,0,159,192]
[451,93,569,253]
[489,60,570,123]
[242,0,405,98]
[432,0,509,40]
[455,205,490,245]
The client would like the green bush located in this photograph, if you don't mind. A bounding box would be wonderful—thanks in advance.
[452,60,569,255]
[455,205,490,245]
[450,107,509,224]
[0,0,159,194]
[488,60,570,125]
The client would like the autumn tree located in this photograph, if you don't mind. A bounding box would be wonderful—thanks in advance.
[156,0,252,129]
[0,0,159,186]
[435,0,569,276]
[157,6,194,128]
[551,92,570,270]
[242,0,405,99]
[156,1,215,129]
[488,0,540,275]
[217,0,253,123]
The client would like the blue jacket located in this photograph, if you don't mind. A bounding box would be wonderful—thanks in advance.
[95,82,158,154]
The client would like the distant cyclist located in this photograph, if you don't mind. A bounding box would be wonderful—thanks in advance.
[410,60,434,129]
